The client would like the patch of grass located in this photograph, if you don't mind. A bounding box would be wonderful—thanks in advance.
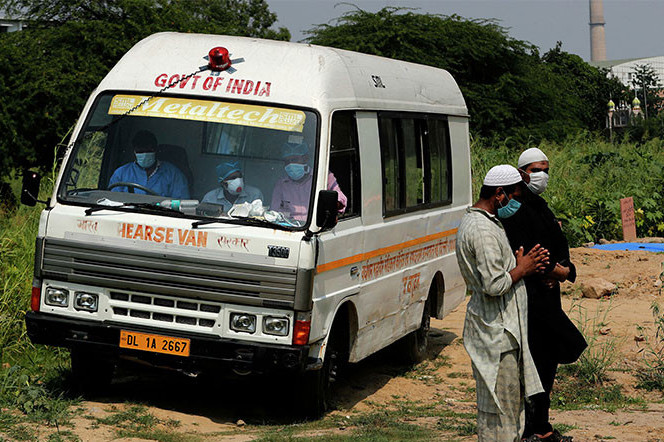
[116,428,201,442]
[446,372,469,379]
[94,405,204,442]
[47,430,81,442]
[551,368,645,412]
[0,349,76,431]
[2,423,35,441]
[96,405,158,430]
[432,355,451,369]
[402,361,442,385]
[553,423,578,434]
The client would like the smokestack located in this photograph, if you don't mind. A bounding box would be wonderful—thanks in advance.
[589,0,607,61]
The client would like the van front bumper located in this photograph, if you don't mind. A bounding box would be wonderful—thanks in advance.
[25,312,310,373]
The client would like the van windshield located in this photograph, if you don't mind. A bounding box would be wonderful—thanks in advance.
[59,93,319,229]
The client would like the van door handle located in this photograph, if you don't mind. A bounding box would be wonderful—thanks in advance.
[350,266,359,277]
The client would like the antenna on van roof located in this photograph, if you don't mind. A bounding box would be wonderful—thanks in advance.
[118,66,209,120]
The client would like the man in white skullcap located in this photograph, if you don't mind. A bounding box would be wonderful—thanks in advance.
[501,149,585,442]
[456,164,548,441]
[518,147,550,196]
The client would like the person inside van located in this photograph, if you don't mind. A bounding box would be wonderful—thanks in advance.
[270,141,347,222]
[108,130,190,199]
[201,161,264,213]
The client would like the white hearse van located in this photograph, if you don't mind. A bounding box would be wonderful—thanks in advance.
[23,32,470,414]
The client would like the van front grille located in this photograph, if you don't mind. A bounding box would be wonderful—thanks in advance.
[109,290,220,330]
[41,238,297,308]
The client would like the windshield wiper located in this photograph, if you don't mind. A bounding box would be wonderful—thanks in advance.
[192,216,289,230]
[85,202,186,217]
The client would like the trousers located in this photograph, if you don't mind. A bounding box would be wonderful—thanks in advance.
[523,351,559,437]
[476,350,525,442]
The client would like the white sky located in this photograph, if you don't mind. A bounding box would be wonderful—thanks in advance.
[267,0,664,62]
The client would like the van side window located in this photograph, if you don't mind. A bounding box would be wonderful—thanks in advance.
[426,118,452,204]
[330,111,361,218]
[378,113,452,216]
[378,117,401,212]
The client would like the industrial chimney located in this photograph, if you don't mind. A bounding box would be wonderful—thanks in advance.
[589,0,607,61]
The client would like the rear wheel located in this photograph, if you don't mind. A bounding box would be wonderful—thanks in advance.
[70,348,115,396]
[398,297,431,365]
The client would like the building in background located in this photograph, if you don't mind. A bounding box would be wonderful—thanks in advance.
[592,57,664,87]
[0,11,25,32]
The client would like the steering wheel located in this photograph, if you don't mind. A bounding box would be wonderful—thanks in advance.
[107,181,159,196]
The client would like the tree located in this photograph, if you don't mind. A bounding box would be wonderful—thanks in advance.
[0,0,289,180]
[305,7,624,144]
[631,63,663,118]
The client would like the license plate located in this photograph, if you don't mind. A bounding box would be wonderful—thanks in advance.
[119,330,190,357]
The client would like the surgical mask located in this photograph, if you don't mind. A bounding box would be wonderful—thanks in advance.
[526,171,549,195]
[285,163,309,181]
[224,177,244,195]
[497,192,522,219]
[135,152,156,169]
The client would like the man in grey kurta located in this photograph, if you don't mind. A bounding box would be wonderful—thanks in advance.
[456,164,547,441]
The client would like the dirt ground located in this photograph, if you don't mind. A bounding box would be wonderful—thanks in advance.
[21,247,664,441]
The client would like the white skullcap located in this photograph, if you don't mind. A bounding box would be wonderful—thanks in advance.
[518,147,549,168]
[483,164,522,187]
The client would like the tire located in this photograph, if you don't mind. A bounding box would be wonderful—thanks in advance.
[299,329,345,418]
[70,348,115,396]
[398,296,431,365]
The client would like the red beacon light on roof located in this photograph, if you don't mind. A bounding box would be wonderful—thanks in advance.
[208,46,232,71]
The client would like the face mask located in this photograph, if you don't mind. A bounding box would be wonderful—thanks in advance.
[497,191,522,219]
[223,177,244,195]
[285,163,309,181]
[526,171,549,195]
[135,152,156,169]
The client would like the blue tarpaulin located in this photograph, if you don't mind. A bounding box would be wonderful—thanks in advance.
[593,242,664,252]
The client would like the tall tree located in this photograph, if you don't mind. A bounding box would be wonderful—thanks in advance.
[631,63,663,118]
[0,0,289,180]
[305,7,623,144]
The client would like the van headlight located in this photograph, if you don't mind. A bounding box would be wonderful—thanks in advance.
[74,292,98,312]
[45,287,69,307]
[263,317,289,336]
[230,313,256,334]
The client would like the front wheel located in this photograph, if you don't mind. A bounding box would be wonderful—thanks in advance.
[299,330,345,418]
[398,297,431,365]
[70,348,115,396]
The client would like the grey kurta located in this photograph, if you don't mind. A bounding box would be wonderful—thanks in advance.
[456,207,543,413]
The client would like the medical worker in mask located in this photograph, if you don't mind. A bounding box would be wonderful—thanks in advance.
[270,141,347,222]
[108,130,189,199]
[202,161,264,213]
[500,148,586,442]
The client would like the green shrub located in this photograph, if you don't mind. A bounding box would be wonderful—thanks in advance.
[564,300,619,385]
[636,302,664,391]
[471,134,664,246]
[0,173,55,360]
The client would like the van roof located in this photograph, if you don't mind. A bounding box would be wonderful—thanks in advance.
[97,32,468,117]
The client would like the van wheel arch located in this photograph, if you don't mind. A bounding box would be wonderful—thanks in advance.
[430,271,446,319]
[298,299,357,417]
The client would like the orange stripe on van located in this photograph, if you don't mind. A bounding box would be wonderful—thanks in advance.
[316,228,458,274]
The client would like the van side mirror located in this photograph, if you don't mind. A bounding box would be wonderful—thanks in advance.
[316,190,338,230]
[21,170,42,206]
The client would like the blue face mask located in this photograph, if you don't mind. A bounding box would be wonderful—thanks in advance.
[497,192,522,219]
[285,163,309,181]
[135,152,156,169]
